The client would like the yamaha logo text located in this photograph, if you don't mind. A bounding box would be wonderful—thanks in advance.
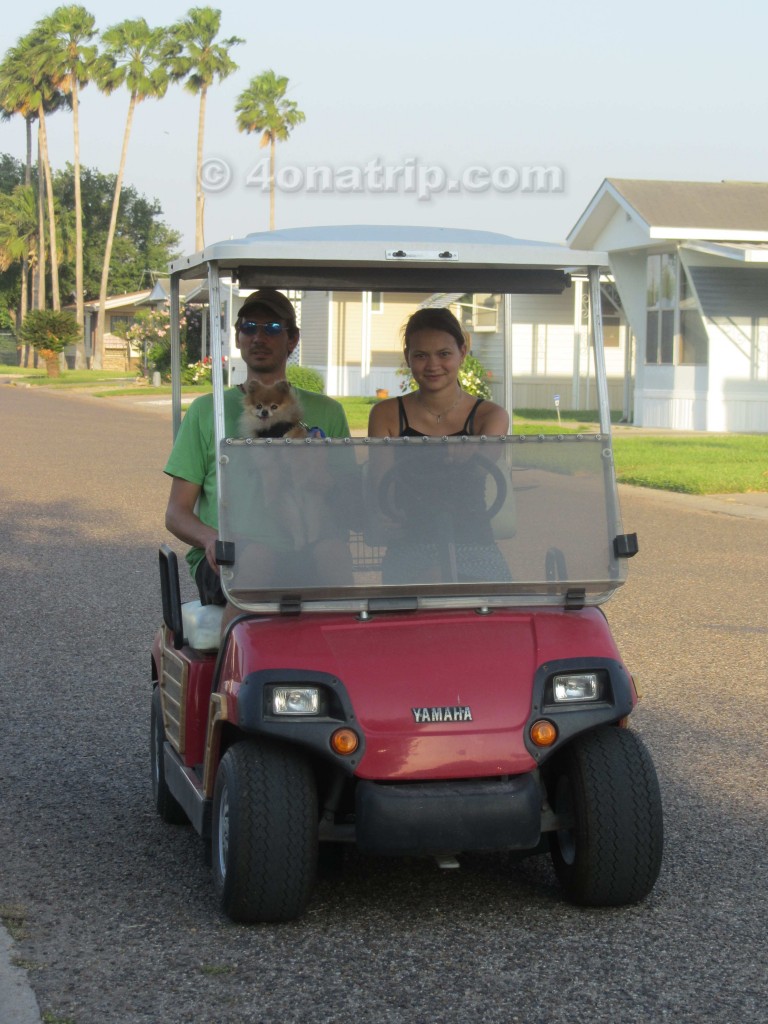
[411,706,473,724]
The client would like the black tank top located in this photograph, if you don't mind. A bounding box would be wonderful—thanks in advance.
[398,395,484,437]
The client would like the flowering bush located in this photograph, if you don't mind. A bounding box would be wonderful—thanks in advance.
[458,354,493,400]
[120,309,188,380]
[181,357,213,385]
[397,352,493,400]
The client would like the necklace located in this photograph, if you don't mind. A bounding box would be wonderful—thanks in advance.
[417,387,463,423]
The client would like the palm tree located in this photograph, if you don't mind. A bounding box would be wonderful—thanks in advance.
[0,59,38,326]
[171,7,243,250]
[37,5,98,367]
[235,70,305,231]
[0,31,69,313]
[0,184,38,352]
[91,18,173,369]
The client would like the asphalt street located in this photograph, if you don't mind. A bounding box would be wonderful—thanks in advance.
[1,384,767,1024]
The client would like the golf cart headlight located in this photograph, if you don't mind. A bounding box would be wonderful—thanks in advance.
[552,672,600,702]
[272,687,320,715]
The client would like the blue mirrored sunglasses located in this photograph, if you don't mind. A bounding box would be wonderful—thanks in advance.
[240,320,284,337]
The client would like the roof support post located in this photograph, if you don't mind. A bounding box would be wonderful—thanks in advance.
[170,274,182,440]
[207,260,225,448]
[589,266,612,435]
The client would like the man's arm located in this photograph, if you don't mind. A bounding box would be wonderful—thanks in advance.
[165,476,219,572]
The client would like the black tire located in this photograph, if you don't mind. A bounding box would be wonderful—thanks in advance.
[150,686,187,825]
[548,726,663,906]
[212,740,317,923]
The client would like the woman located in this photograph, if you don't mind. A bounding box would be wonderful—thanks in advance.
[367,307,509,438]
[367,307,512,584]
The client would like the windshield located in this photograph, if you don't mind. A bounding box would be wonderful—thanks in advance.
[217,435,626,612]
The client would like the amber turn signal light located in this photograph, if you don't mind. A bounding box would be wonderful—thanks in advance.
[530,719,558,747]
[330,728,359,755]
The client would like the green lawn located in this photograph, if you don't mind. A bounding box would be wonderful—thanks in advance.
[611,435,768,494]
[336,396,377,431]
[0,366,133,387]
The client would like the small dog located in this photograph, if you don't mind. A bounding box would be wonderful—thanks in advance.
[239,379,308,439]
[238,379,315,550]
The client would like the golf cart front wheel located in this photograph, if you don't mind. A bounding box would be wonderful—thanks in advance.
[212,739,317,923]
[549,726,663,906]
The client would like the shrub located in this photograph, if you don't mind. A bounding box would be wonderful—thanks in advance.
[287,365,325,394]
[19,309,80,377]
[181,357,213,385]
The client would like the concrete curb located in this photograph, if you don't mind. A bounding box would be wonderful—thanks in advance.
[618,483,768,521]
[0,927,42,1024]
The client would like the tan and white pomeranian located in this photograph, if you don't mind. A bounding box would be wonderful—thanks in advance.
[238,379,321,550]
[239,379,308,439]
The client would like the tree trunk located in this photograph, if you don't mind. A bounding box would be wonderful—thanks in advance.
[72,81,86,369]
[94,93,136,371]
[36,140,45,311]
[195,86,207,251]
[41,349,61,378]
[269,135,275,231]
[37,105,61,311]
[24,116,32,186]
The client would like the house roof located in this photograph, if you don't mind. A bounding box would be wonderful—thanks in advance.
[568,178,768,249]
[83,289,154,312]
[608,179,768,232]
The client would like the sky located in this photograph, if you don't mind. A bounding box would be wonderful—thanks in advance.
[2,0,768,260]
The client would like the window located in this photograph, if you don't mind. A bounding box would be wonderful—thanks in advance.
[600,287,623,348]
[370,291,383,314]
[110,313,136,334]
[646,254,676,365]
[602,314,621,348]
[646,254,707,365]
[457,293,499,333]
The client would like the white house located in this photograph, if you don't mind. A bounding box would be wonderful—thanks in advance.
[569,178,768,432]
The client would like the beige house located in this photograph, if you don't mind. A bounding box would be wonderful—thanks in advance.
[80,288,162,370]
[297,287,630,413]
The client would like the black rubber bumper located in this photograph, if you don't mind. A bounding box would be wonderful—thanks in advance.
[355,775,541,856]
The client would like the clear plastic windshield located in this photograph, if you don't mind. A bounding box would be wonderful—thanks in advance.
[218,436,626,612]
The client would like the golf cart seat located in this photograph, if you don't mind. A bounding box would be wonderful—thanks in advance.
[159,544,223,651]
[182,601,224,651]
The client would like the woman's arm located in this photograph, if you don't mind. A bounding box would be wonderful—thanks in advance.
[367,397,399,437]
[475,401,510,436]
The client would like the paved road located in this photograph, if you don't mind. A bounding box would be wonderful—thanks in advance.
[1,385,767,1024]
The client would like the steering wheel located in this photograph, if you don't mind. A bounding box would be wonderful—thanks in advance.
[376,451,508,523]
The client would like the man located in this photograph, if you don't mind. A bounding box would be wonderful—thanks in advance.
[164,288,350,605]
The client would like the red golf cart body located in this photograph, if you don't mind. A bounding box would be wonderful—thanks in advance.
[151,227,662,921]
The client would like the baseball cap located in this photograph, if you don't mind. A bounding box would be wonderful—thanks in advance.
[237,288,296,324]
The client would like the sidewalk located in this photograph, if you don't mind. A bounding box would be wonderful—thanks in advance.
[0,928,41,1024]
[619,484,768,521]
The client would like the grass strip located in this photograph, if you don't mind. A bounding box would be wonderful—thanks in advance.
[612,435,768,494]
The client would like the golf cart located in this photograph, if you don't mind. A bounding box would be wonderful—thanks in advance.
[151,226,663,922]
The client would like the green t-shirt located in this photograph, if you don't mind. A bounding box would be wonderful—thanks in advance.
[164,385,350,578]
